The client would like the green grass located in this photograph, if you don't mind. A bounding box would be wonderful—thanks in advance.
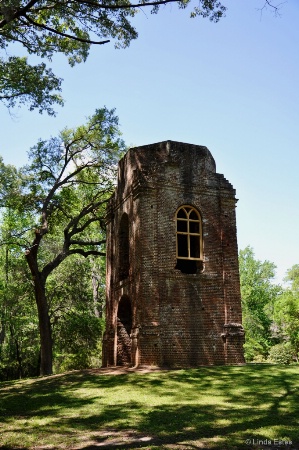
[0,365,298,449]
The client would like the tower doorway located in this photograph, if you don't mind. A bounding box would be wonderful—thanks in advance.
[117,295,132,366]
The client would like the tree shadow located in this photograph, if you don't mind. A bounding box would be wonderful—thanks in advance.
[0,365,298,449]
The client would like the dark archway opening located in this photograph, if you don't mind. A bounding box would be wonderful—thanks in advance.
[117,296,132,366]
[118,213,130,280]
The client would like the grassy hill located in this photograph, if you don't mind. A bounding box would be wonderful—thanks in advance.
[0,364,298,449]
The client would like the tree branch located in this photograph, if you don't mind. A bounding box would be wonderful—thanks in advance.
[64,197,108,236]
[0,0,39,27]
[259,0,286,17]
[24,14,110,45]
[0,91,31,99]
[42,158,97,219]
[68,248,106,257]
[69,239,106,246]
[41,244,105,279]
[65,0,185,10]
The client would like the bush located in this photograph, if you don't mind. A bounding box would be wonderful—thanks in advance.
[53,311,103,373]
[267,342,294,365]
[243,338,269,362]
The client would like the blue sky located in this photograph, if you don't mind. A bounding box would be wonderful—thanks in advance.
[1,0,298,283]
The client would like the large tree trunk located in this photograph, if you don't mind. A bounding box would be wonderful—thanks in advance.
[25,230,53,376]
[34,274,53,376]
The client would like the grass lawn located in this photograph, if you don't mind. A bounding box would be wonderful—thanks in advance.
[0,364,298,450]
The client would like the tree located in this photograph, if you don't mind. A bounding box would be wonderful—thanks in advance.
[239,246,281,361]
[0,0,283,114]
[0,207,40,380]
[284,264,299,293]
[0,107,125,375]
[0,205,105,379]
[272,265,299,361]
[0,56,63,115]
[0,0,226,113]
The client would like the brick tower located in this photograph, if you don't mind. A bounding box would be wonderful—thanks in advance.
[102,141,245,367]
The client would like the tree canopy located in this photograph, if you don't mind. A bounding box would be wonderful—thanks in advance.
[0,0,282,114]
[0,0,226,113]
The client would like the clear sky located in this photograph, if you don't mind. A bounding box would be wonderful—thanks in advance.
[1,0,298,283]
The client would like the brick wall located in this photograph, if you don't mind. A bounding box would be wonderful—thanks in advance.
[102,141,245,367]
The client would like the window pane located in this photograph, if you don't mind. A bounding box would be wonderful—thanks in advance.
[190,235,200,258]
[177,234,188,257]
[189,221,200,233]
[177,208,187,219]
[189,210,199,220]
[177,220,187,232]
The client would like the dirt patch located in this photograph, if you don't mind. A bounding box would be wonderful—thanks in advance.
[80,365,172,376]
[67,428,210,449]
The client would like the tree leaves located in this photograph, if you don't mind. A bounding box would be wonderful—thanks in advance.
[0,0,226,113]
[1,107,124,375]
[0,56,63,114]
[239,246,281,361]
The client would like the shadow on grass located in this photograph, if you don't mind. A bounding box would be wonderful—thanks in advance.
[0,365,299,449]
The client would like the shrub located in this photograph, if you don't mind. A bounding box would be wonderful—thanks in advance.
[267,342,294,365]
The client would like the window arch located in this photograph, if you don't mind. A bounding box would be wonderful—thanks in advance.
[175,206,203,273]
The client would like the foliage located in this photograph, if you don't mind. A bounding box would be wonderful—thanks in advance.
[0,0,226,113]
[0,210,105,380]
[239,246,281,361]
[0,107,125,375]
[239,248,299,364]
[0,56,63,115]
[267,342,294,365]
[49,255,105,372]
[0,207,40,381]
[0,0,226,53]
[0,156,20,208]
[272,267,299,360]
[284,264,299,292]
[0,365,298,449]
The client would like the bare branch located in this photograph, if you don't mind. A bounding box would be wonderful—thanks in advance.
[41,244,105,279]
[56,158,98,188]
[62,179,109,186]
[69,239,106,246]
[42,158,98,218]
[258,0,286,17]
[65,198,108,237]
[68,248,106,257]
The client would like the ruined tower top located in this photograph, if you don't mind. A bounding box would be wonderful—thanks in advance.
[111,141,222,205]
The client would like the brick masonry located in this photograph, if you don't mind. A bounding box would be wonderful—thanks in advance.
[102,141,245,367]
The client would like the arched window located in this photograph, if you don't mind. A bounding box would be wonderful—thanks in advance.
[175,206,203,274]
